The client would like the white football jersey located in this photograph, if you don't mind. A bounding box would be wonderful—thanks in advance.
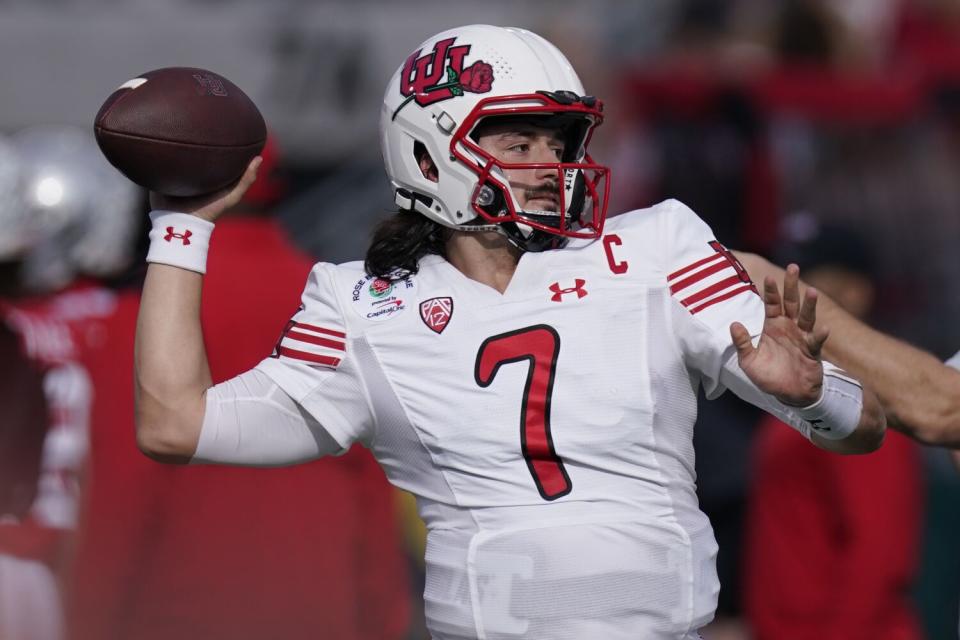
[256,199,765,639]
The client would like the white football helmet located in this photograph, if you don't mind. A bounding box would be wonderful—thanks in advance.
[0,133,88,264]
[380,24,610,252]
[14,126,140,291]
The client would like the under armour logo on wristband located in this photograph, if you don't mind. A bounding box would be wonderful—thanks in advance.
[164,227,193,245]
[549,279,588,302]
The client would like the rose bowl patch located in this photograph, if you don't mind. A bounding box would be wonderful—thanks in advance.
[350,273,416,322]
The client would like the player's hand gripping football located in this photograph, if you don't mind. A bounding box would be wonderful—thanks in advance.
[148,156,262,223]
[730,264,829,407]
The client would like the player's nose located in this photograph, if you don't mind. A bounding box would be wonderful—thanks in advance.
[530,142,559,182]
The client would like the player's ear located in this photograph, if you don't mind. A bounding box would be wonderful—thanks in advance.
[415,142,439,183]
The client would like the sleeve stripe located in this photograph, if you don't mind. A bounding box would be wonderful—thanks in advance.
[285,330,345,351]
[669,257,731,294]
[680,274,743,307]
[277,346,342,368]
[689,284,756,315]
[292,322,346,339]
[667,252,725,281]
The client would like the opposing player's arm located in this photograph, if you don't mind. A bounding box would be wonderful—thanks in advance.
[726,267,885,454]
[663,200,882,454]
[134,159,260,463]
[736,251,960,448]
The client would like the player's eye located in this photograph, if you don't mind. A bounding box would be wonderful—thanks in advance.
[508,143,529,154]
[551,147,564,160]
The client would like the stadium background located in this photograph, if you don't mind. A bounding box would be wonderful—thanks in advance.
[2,0,960,638]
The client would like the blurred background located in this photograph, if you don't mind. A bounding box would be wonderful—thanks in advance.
[2,0,960,638]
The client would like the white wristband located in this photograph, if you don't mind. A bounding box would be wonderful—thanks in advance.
[797,363,863,440]
[146,211,215,274]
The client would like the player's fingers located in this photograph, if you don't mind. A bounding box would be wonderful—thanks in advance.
[151,157,262,221]
[783,264,801,320]
[220,156,263,208]
[730,321,756,361]
[763,276,782,318]
[806,325,830,359]
[797,287,818,333]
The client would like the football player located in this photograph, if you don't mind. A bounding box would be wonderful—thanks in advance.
[0,128,104,640]
[134,25,884,639]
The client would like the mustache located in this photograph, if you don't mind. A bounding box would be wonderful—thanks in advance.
[513,181,559,202]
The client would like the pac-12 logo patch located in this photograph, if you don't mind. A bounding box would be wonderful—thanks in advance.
[351,272,415,322]
[419,297,453,334]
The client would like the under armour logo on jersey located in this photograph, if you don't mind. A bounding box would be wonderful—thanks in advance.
[549,279,588,302]
[163,227,192,245]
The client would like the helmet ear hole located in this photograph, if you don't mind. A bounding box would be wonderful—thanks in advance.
[414,141,439,182]
[476,181,508,219]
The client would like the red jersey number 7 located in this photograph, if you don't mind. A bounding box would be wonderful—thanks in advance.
[474,325,572,501]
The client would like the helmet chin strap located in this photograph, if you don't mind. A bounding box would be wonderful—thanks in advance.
[469,177,581,252]
[396,167,587,253]
[448,206,566,253]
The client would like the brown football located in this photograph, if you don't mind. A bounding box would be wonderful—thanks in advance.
[94,67,266,197]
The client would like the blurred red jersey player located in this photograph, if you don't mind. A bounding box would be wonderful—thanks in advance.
[0,128,110,640]
[744,223,923,640]
[69,136,411,640]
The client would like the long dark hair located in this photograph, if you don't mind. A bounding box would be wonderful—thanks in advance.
[364,209,452,279]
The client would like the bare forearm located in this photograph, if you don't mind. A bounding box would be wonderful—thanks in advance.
[134,263,209,461]
[819,308,960,444]
[737,252,960,446]
[134,159,262,461]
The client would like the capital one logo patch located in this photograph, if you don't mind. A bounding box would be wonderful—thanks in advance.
[419,297,453,334]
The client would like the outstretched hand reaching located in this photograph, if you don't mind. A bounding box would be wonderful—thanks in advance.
[730,264,829,407]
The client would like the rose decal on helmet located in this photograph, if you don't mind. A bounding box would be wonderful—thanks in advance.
[393,38,496,120]
[459,62,494,93]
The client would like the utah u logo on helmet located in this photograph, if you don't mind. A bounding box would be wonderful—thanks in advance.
[393,38,494,120]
